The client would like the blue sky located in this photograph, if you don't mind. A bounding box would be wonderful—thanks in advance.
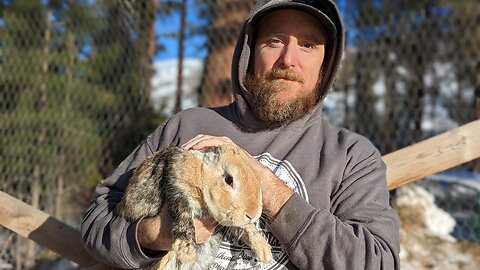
[155,0,208,61]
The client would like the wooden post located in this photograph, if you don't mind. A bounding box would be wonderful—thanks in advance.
[474,35,480,172]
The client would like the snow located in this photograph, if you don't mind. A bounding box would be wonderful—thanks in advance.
[151,58,204,112]
[396,184,457,241]
[396,180,480,269]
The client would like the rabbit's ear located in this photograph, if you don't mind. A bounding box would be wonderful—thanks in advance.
[190,149,220,168]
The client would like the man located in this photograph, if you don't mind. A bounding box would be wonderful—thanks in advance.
[81,0,401,269]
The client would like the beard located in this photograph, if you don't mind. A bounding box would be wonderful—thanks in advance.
[243,68,320,129]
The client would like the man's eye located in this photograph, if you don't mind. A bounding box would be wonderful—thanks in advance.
[267,39,283,47]
[301,43,316,50]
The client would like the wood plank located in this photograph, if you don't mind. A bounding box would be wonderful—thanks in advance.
[384,119,480,190]
[0,190,99,267]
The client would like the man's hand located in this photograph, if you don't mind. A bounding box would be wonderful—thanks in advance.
[182,134,294,222]
[181,134,235,150]
[137,205,216,251]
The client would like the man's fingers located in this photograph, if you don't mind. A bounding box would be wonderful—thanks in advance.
[182,134,235,150]
[181,134,206,149]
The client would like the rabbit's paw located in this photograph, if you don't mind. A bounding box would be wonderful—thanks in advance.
[173,239,196,264]
[250,235,272,263]
[151,251,175,269]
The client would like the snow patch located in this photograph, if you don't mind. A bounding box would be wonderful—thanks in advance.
[395,184,456,241]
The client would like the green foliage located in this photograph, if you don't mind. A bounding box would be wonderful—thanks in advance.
[0,0,167,217]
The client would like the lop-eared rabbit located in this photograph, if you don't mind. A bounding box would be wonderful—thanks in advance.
[116,144,272,269]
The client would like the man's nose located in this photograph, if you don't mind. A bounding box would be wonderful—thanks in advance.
[278,40,299,68]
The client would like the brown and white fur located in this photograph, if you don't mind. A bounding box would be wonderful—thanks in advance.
[116,144,272,269]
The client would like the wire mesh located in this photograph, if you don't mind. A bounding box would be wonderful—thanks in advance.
[0,0,479,268]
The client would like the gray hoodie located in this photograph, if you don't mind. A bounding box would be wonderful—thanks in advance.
[81,0,401,269]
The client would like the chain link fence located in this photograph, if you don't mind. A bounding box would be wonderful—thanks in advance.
[0,0,479,268]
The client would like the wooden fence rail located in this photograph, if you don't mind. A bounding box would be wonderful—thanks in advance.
[0,190,100,267]
[384,119,480,189]
[0,119,479,268]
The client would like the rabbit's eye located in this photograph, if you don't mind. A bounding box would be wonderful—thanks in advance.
[225,174,234,188]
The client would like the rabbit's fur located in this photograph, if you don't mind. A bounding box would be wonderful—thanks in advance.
[116,144,272,269]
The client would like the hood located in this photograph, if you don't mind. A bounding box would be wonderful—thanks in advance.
[230,0,345,131]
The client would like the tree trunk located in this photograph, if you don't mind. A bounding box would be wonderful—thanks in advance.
[342,48,351,130]
[474,10,480,172]
[174,0,187,113]
[412,0,431,143]
[341,1,352,130]
[26,5,53,268]
[55,0,76,220]
[199,0,253,108]
[384,62,396,153]
[140,0,157,105]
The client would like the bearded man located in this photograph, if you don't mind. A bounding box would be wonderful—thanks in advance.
[81,0,401,269]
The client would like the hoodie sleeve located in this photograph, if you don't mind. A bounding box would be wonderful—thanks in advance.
[267,139,401,270]
[80,125,167,269]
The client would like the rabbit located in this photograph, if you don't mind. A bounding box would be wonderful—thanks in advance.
[116,144,272,270]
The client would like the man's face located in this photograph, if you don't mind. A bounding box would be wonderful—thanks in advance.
[245,9,327,127]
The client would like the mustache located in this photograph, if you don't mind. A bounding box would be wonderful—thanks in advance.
[267,68,304,83]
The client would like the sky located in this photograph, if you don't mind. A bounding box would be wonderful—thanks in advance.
[155,0,209,61]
